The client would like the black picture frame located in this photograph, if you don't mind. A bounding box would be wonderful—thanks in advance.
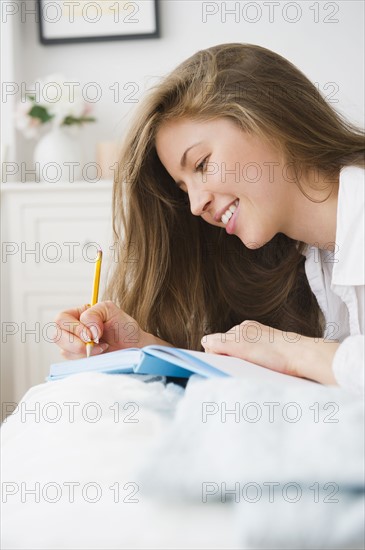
[37,0,160,45]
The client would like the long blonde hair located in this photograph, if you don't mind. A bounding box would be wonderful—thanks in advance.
[105,43,365,349]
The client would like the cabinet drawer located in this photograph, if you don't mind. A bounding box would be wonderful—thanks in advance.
[23,201,113,280]
[8,199,115,281]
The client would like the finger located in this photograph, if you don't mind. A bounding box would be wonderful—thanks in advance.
[60,342,109,360]
[201,321,262,353]
[79,301,117,342]
[201,335,218,349]
[201,331,237,349]
[54,304,94,342]
[53,328,91,355]
[202,334,225,354]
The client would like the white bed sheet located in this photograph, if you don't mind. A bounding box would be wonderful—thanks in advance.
[1,373,240,549]
[1,370,364,549]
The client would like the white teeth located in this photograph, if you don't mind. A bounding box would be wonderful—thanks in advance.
[221,199,239,225]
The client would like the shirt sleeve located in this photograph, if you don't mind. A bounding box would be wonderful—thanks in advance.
[332,335,364,395]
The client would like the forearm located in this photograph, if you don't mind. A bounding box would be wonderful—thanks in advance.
[288,334,364,393]
[292,336,339,385]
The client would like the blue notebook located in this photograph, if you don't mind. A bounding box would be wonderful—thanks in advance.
[47,345,316,387]
[47,345,232,381]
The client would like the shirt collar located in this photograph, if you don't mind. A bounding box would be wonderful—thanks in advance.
[301,166,364,286]
[332,165,364,286]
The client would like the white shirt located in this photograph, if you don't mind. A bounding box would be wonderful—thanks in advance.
[303,165,364,395]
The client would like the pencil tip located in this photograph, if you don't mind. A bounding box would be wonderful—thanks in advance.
[86,345,91,358]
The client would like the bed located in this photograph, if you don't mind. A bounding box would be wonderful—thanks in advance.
[1,369,364,549]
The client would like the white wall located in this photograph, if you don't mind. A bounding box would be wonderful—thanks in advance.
[2,0,365,180]
[1,0,23,171]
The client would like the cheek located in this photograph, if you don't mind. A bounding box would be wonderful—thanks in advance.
[242,177,277,204]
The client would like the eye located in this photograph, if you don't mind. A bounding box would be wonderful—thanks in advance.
[194,156,209,173]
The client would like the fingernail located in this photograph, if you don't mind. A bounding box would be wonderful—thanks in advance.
[90,343,108,355]
[81,327,92,342]
[90,326,99,343]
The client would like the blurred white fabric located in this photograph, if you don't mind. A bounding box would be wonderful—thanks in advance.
[1,371,364,549]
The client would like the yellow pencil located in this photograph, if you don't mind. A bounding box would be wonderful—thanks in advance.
[86,249,102,358]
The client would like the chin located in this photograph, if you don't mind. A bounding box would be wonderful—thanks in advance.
[239,232,273,250]
[244,241,264,250]
[221,218,275,248]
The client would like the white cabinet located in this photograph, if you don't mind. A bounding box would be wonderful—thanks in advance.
[1,181,114,412]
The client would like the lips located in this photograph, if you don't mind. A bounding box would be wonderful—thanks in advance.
[214,198,239,222]
[222,200,239,224]
[225,201,239,234]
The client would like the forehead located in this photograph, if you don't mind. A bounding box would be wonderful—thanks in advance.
[156,117,235,136]
[155,119,197,165]
[155,117,237,152]
[156,118,200,143]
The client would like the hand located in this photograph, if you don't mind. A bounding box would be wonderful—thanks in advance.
[201,320,340,385]
[53,301,152,360]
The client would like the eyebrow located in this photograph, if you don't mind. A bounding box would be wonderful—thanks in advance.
[180,142,202,168]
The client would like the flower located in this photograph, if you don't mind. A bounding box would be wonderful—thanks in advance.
[14,74,96,139]
[14,97,43,139]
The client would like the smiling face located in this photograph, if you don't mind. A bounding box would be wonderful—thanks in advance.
[155,117,297,249]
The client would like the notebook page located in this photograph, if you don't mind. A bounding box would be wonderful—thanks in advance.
[186,349,319,388]
[48,348,141,380]
[144,345,317,387]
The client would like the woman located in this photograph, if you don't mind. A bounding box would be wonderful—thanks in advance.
[54,43,364,394]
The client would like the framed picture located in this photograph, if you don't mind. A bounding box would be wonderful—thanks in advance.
[37,0,160,45]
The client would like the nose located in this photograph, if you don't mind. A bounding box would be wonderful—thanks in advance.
[188,187,214,217]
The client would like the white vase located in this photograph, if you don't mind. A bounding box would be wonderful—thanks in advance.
[34,126,84,183]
